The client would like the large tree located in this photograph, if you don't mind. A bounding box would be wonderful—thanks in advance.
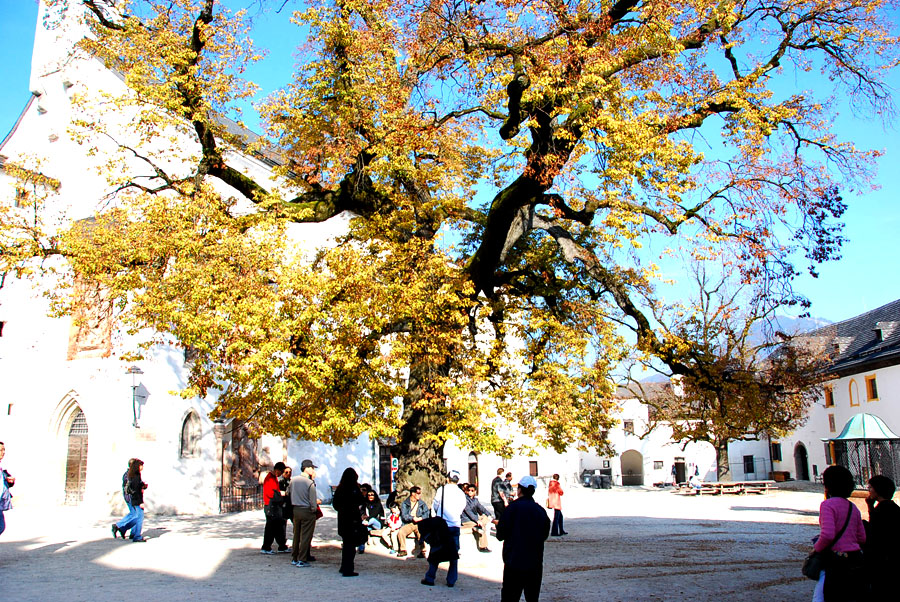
[4,0,896,492]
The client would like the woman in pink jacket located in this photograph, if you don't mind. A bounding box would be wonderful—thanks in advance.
[812,465,865,602]
[548,474,567,536]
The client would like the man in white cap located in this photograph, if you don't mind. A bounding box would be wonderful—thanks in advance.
[421,470,467,587]
[496,474,551,601]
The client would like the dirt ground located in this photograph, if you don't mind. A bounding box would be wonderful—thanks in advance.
[0,484,827,601]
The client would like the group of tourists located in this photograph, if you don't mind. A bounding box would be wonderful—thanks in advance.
[256,459,556,600]
[809,465,900,601]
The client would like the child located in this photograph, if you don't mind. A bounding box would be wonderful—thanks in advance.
[382,504,403,555]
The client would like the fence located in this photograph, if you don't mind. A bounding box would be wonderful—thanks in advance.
[217,483,263,513]
[833,439,900,488]
[729,457,769,481]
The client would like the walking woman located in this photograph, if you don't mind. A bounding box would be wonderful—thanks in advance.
[112,458,137,539]
[332,467,365,576]
[548,474,567,536]
[812,465,865,601]
[120,459,149,542]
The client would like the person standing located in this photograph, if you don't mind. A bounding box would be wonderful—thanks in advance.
[121,459,148,542]
[496,475,551,602]
[502,472,515,503]
[279,466,293,531]
[863,475,900,596]
[811,465,865,602]
[290,459,319,567]
[491,468,507,519]
[547,474,567,536]
[261,461,289,554]
[0,441,14,537]
[421,470,468,588]
[112,458,137,539]
[461,483,493,552]
[332,467,366,577]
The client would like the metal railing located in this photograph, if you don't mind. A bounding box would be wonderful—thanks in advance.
[217,483,263,513]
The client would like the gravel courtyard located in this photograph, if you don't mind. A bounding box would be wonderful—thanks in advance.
[0,485,826,601]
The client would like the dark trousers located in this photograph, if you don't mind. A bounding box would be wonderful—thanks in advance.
[824,551,864,602]
[340,536,357,575]
[262,508,287,550]
[551,509,564,535]
[492,501,506,520]
[501,564,543,602]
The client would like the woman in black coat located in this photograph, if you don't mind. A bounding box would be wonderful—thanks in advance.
[332,467,365,576]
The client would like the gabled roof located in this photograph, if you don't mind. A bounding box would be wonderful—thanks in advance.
[799,298,900,375]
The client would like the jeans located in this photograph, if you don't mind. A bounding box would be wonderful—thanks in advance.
[126,506,145,540]
[116,501,138,536]
[551,509,564,535]
[0,509,5,536]
[424,527,460,586]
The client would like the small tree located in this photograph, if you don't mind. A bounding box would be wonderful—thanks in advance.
[635,272,829,481]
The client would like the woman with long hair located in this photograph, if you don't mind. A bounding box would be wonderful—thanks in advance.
[812,465,865,601]
[122,459,148,542]
[112,458,137,539]
[332,467,365,576]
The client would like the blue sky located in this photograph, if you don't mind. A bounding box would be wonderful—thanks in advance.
[3,0,899,325]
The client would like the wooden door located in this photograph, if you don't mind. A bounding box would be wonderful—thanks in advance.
[64,409,89,504]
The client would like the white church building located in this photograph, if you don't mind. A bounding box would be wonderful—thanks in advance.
[0,0,715,516]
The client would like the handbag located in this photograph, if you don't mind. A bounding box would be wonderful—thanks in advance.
[802,501,853,580]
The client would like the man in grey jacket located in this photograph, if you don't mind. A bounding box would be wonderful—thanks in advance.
[290,459,319,567]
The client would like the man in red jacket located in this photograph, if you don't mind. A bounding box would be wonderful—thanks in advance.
[261,461,289,554]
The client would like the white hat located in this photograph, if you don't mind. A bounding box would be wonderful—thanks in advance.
[517,475,537,488]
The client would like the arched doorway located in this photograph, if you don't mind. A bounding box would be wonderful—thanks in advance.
[620,450,644,486]
[794,443,810,481]
[467,452,479,492]
[64,408,89,504]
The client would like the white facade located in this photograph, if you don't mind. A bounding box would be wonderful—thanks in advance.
[442,393,717,493]
[728,302,900,483]
[0,0,368,515]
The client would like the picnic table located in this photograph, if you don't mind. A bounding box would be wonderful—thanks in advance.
[679,480,776,495]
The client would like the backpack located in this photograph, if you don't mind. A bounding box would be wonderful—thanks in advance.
[122,471,133,503]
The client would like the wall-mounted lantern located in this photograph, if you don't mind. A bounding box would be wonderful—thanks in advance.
[126,365,143,428]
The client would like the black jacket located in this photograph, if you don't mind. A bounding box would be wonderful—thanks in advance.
[333,484,366,538]
[496,495,551,570]
[127,474,146,506]
[362,497,385,522]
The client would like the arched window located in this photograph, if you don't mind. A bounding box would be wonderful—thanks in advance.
[180,412,201,458]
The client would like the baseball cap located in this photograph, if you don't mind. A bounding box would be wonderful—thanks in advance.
[448,469,461,483]
[517,475,537,488]
[300,459,317,470]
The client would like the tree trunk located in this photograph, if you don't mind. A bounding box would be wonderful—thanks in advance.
[391,358,448,501]
[715,441,732,482]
